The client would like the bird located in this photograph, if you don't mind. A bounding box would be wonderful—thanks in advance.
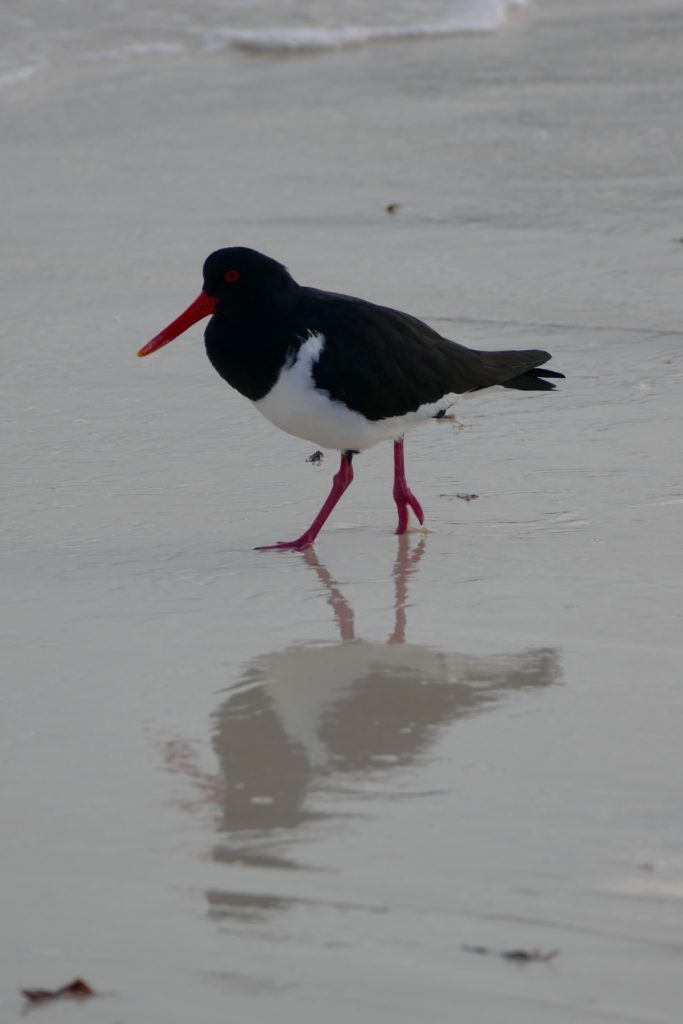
[137,247,564,551]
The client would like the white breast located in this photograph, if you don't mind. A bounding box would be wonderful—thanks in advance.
[253,332,457,452]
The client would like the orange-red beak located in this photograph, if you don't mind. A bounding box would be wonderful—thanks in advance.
[137,290,217,358]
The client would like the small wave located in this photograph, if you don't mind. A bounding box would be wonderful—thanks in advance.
[80,41,185,62]
[204,0,529,54]
[0,64,44,90]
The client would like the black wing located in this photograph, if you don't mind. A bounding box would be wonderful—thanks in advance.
[302,288,563,422]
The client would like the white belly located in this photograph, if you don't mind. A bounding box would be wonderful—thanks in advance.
[253,332,457,452]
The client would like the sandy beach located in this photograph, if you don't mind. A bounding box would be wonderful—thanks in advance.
[2,0,683,1020]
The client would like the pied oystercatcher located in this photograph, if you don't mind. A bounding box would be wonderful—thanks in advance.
[138,247,564,550]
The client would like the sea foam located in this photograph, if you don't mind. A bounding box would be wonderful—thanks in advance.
[205,0,529,54]
[0,64,44,90]
[80,42,185,62]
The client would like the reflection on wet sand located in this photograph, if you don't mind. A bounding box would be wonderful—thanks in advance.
[165,538,560,921]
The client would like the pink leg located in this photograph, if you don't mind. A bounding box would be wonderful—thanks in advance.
[256,452,355,552]
[392,438,424,535]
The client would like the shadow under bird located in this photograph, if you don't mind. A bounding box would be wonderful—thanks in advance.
[138,247,564,550]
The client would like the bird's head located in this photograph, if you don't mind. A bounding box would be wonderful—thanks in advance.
[137,247,295,358]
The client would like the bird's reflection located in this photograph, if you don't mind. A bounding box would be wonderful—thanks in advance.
[209,539,558,839]
[162,539,560,920]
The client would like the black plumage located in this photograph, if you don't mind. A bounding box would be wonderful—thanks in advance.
[138,247,565,550]
[199,252,563,418]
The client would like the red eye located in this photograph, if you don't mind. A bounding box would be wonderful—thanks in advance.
[224,269,240,283]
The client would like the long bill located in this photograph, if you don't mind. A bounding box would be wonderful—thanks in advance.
[137,291,217,358]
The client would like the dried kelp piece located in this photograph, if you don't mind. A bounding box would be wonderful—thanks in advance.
[21,978,95,1004]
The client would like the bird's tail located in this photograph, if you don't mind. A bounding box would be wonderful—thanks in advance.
[502,366,566,391]
[471,347,565,392]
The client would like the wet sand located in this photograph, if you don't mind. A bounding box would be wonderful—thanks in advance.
[2,0,683,1021]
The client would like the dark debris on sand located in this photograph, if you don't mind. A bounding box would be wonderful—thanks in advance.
[463,945,559,963]
[21,978,96,1005]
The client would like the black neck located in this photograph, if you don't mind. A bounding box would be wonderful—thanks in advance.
[204,298,302,401]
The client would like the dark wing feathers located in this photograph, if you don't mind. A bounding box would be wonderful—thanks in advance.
[304,289,563,421]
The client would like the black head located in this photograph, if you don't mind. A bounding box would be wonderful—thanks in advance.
[202,247,297,312]
[138,246,298,358]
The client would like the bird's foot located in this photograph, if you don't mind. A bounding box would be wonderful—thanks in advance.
[255,535,315,552]
[256,452,354,552]
[394,488,425,535]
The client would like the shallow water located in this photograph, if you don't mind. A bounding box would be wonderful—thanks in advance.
[0,0,528,85]
[3,311,682,1021]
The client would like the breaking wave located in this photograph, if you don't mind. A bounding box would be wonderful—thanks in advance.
[205,0,529,54]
